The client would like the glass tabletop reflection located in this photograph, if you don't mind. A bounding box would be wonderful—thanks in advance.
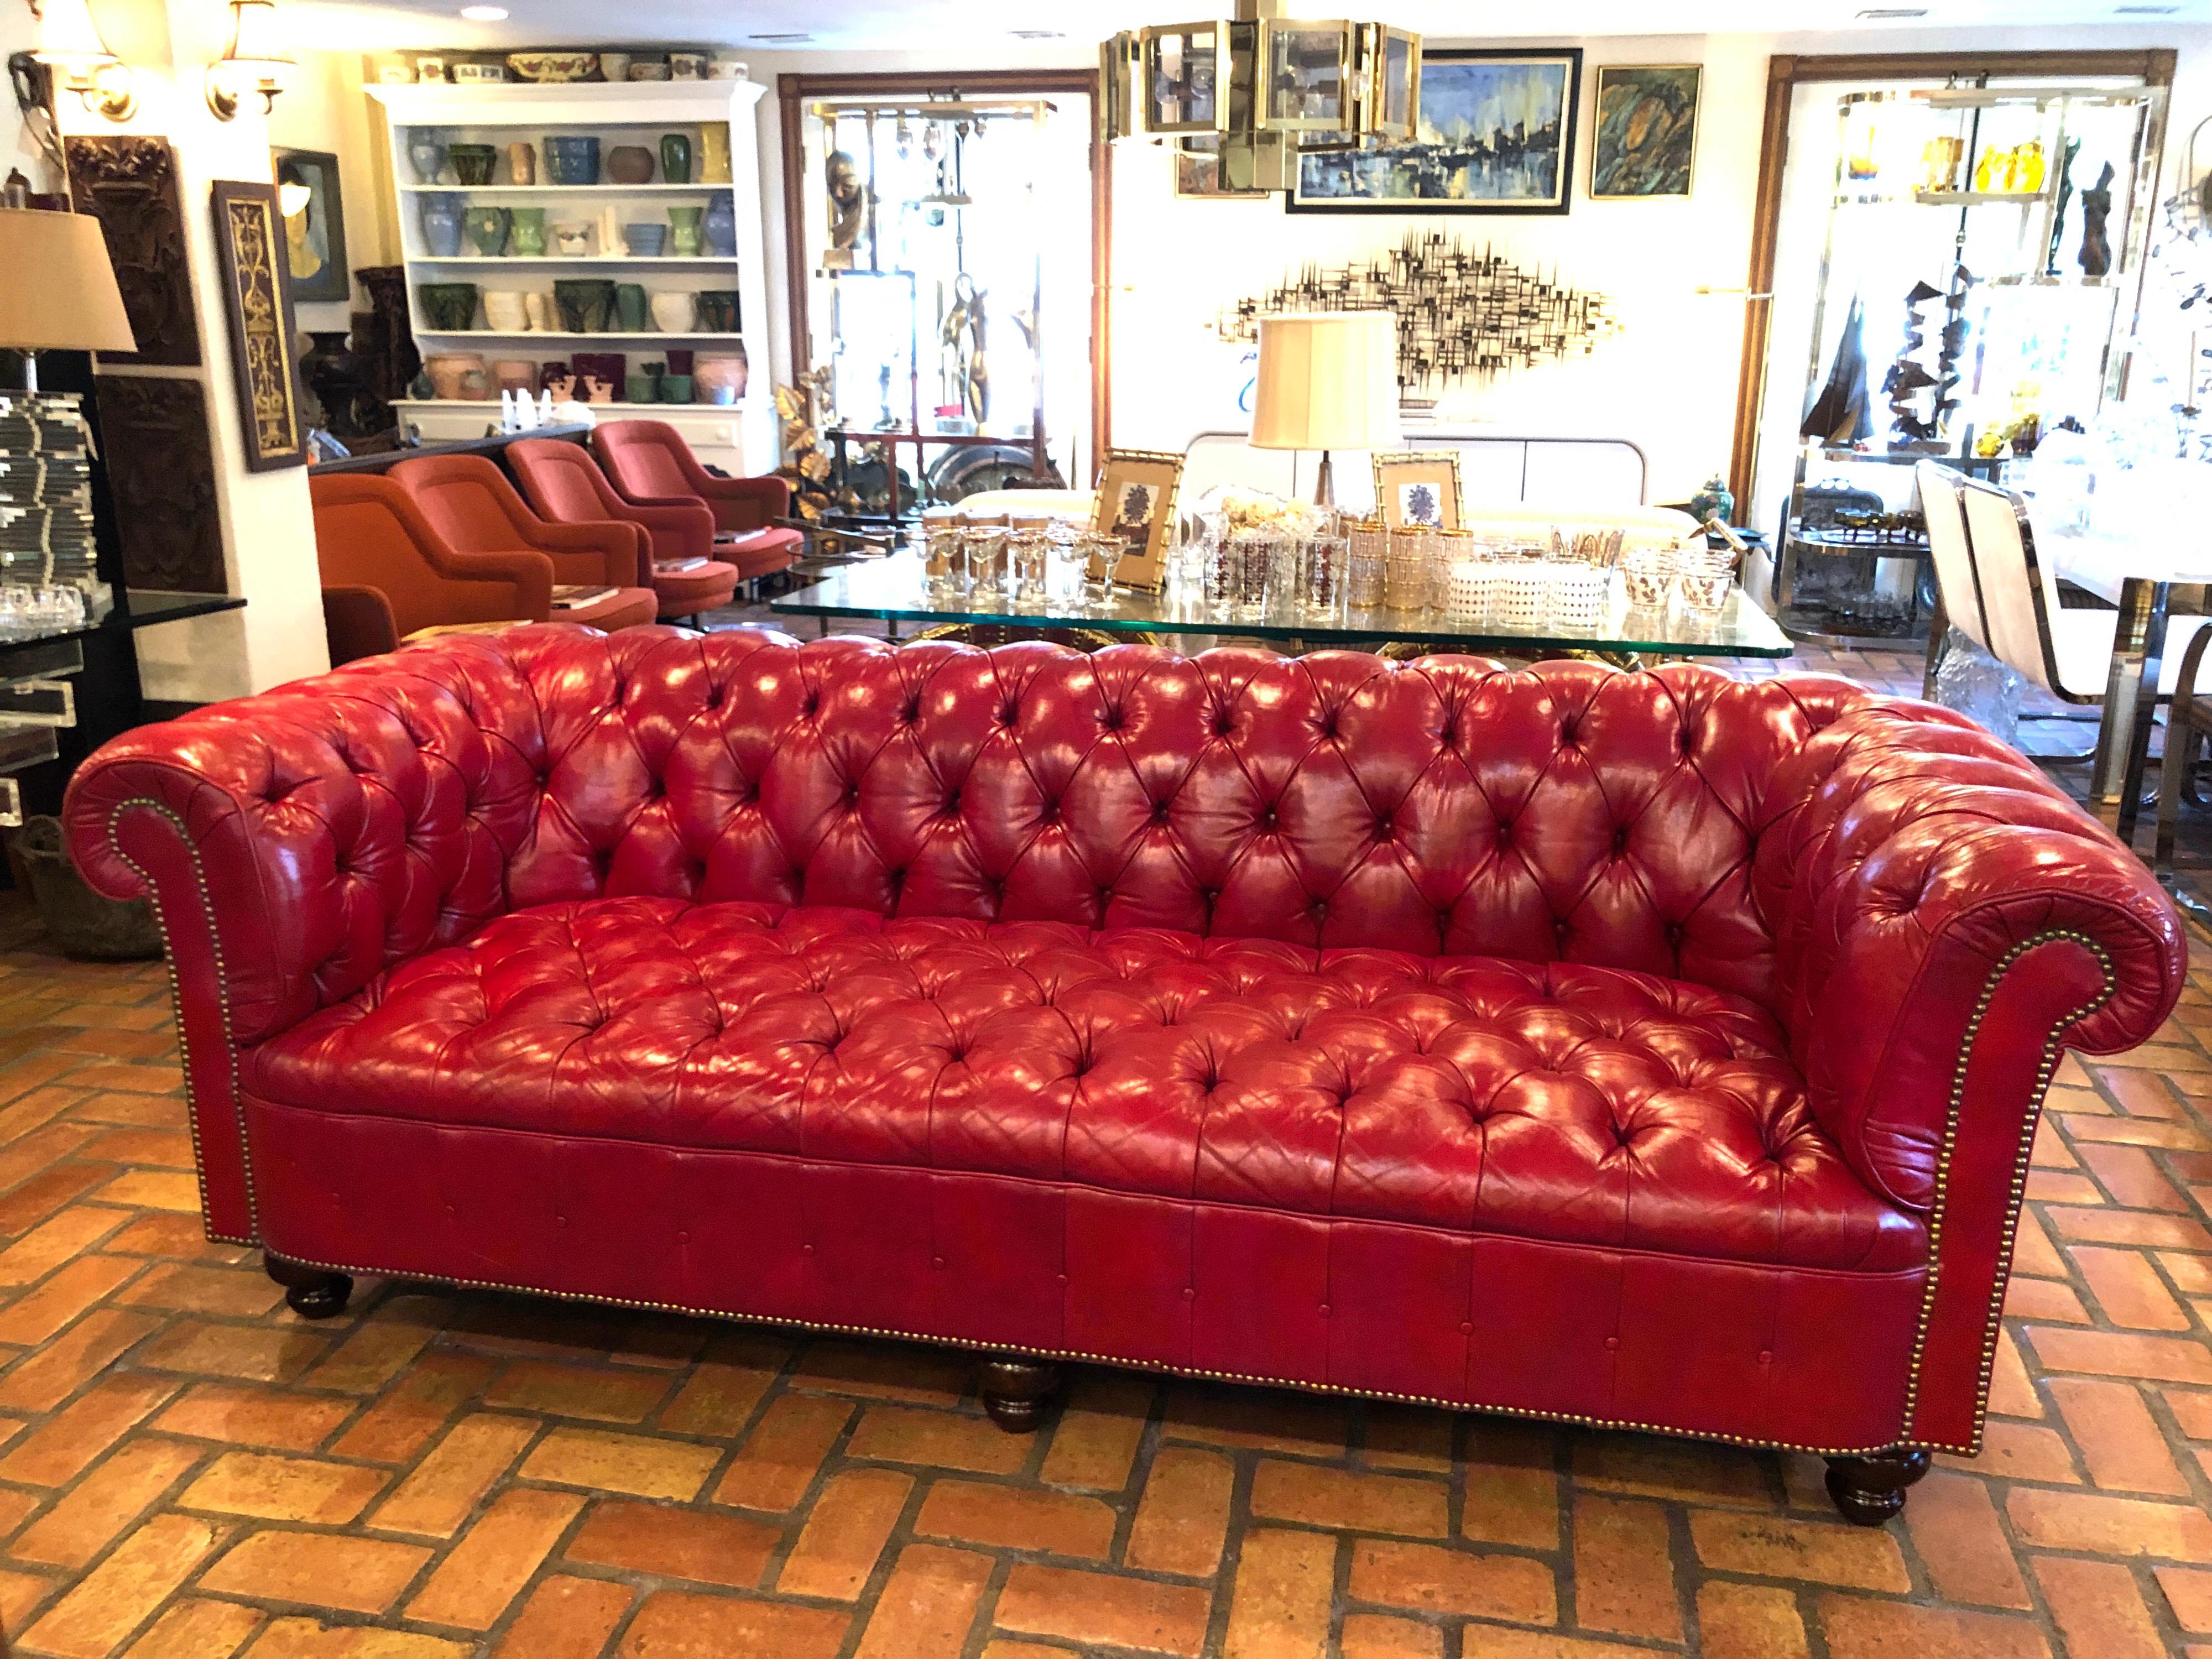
[769,553,1794,660]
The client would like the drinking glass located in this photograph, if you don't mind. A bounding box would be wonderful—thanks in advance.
[1347,520,1387,609]
[1620,543,1675,609]
[1447,555,1497,628]
[1229,528,1285,620]
[1430,529,1472,612]
[1078,532,1128,601]
[958,512,1009,600]
[920,505,964,597]
[1677,546,1735,615]
[1301,533,1347,613]
[1552,564,1609,630]
[1384,525,1430,611]
[1495,561,1551,632]
[1008,513,1053,610]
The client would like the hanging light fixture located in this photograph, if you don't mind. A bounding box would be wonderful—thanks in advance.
[29,0,137,122]
[205,0,294,121]
[1102,0,1418,195]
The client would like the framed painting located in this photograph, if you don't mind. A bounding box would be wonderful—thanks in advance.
[1092,449,1185,592]
[210,180,307,471]
[1176,134,1267,200]
[1291,49,1580,215]
[272,147,349,301]
[1372,451,1463,531]
[1590,65,1700,200]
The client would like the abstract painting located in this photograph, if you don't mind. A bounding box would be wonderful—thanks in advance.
[1590,65,1700,199]
[1292,49,1580,215]
[1218,231,1617,392]
[272,147,349,301]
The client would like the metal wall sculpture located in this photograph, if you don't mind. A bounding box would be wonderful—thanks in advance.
[64,136,198,367]
[88,377,225,593]
[1218,231,1616,391]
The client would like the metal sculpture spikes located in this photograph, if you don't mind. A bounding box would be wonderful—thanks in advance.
[1218,231,1617,390]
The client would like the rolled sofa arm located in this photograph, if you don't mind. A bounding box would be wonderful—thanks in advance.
[1758,700,2185,1446]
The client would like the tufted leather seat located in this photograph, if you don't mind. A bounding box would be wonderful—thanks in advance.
[62,629,2185,1489]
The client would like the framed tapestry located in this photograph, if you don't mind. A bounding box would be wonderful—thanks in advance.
[65,135,199,365]
[272,147,349,301]
[1372,451,1464,531]
[91,376,226,592]
[210,180,307,472]
[1092,449,1185,593]
[1590,65,1700,200]
[1291,49,1580,215]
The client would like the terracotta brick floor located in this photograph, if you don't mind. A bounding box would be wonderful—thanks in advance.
[5,643,2212,1657]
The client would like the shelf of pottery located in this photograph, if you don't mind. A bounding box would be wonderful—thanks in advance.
[368,80,775,474]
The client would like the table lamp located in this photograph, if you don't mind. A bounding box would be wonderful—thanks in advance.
[0,208,134,392]
[1249,310,1400,507]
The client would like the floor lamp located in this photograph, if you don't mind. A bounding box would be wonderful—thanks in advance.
[1249,311,1400,508]
[0,209,134,392]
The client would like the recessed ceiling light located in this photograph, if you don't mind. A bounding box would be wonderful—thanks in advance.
[1857,6,1929,14]
[458,4,507,17]
[748,32,814,41]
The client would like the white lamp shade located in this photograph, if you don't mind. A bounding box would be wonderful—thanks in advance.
[1249,311,1400,453]
[31,0,117,66]
[0,210,134,354]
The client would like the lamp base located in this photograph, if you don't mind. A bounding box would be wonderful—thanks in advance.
[1314,450,1334,508]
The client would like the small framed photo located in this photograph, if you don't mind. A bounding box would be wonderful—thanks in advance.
[1590,65,1701,200]
[1372,451,1463,531]
[1176,134,1267,200]
[1093,448,1185,592]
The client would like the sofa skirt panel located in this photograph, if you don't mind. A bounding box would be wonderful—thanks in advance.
[248,1096,1926,1454]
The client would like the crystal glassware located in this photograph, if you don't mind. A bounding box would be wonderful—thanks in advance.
[1347,520,1387,609]
[1384,525,1431,611]
[919,504,964,597]
[1008,510,1054,610]
[1495,561,1551,632]
[1301,533,1347,612]
[1677,544,1735,615]
[1447,558,1496,628]
[1430,528,1471,612]
[1078,531,1128,601]
[958,512,1009,600]
[1620,542,1676,609]
[1230,526,1284,620]
[1552,564,1609,630]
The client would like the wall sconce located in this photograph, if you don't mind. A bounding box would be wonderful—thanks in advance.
[205,0,292,121]
[27,0,136,122]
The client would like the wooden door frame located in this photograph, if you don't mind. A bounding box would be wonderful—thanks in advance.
[777,68,1110,483]
[1728,48,2175,510]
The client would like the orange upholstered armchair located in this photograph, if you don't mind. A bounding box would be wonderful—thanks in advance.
[591,420,802,581]
[507,439,741,623]
[309,473,554,665]
[389,455,660,634]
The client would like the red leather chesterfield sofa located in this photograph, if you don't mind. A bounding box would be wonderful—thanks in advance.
[62,629,2184,1525]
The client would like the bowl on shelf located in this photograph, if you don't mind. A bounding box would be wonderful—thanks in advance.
[507,50,596,83]
[669,51,707,80]
[542,136,601,186]
[625,372,660,404]
[695,349,747,405]
[418,282,481,331]
[424,352,488,400]
[448,144,499,186]
[660,373,694,404]
[693,290,740,332]
[620,223,667,257]
[494,358,539,394]
[626,55,671,81]
[551,221,594,257]
[552,278,617,333]
[607,145,656,186]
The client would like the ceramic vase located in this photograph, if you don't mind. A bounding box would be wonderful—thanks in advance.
[525,292,557,331]
[552,221,593,256]
[659,373,694,404]
[408,134,448,184]
[508,208,546,255]
[703,195,736,257]
[418,282,480,330]
[666,206,703,257]
[614,284,649,331]
[649,291,696,333]
[494,358,538,395]
[620,223,667,257]
[695,350,747,405]
[418,194,466,258]
[625,372,660,404]
[659,133,692,184]
[597,52,630,82]
[553,279,617,333]
[465,205,510,256]
[425,351,488,399]
[699,126,732,184]
[572,351,626,389]
[693,289,739,332]
[482,290,529,332]
[448,144,498,185]
[542,135,601,185]
[507,142,536,185]
[607,145,656,185]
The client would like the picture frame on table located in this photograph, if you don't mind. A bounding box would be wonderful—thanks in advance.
[272,147,349,301]
[1093,449,1185,592]
[1290,48,1581,215]
[208,179,307,472]
[1372,451,1464,531]
[1589,65,1701,200]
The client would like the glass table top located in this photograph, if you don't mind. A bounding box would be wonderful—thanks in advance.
[770,554,1794,660]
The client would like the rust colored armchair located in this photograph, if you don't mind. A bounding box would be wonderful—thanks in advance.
[308,473,552,665]
[507,438,741,624]
[389,455,659,635]
[591,420,802,582]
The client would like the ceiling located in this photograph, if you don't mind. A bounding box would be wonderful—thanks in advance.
[284,0,2210,52]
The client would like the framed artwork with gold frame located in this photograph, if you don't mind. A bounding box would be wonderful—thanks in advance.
[209,179,306,472]
[1372,451,1463,531]
[1092,449,1185,592]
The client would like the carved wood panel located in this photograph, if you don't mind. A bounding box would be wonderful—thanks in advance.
[66,136,199,367]
[91,377,225,592]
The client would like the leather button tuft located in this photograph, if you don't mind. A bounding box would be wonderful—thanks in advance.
[676,1230,690,1244]
[1182,1286,1196,1300]
[555,1215,567,1227]
[1757,1350,1773,1365]
[802,1243,815,1255]
[932,1255,946,1269]
[1459,1321,1475,1334]
[1604,1336,1620,1351]
[1318,1303,1331,1317]
[1057,1272,1070,1285]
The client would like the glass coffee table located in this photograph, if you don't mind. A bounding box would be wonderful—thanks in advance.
[769,552,1795,662]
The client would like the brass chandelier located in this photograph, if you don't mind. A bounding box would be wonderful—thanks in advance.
[1102,0,1421,194]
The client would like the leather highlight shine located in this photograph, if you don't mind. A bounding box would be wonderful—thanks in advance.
[62,630,2186,1455]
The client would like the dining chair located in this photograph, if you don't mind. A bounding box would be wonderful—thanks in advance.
[1913,461,1987,701]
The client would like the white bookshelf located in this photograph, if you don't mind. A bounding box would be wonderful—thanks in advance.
[367,80,774,474]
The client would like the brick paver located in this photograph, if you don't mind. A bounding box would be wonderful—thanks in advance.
[2,644,2211,1653]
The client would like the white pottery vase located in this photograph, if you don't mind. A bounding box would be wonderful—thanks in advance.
[650,291,696,333]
